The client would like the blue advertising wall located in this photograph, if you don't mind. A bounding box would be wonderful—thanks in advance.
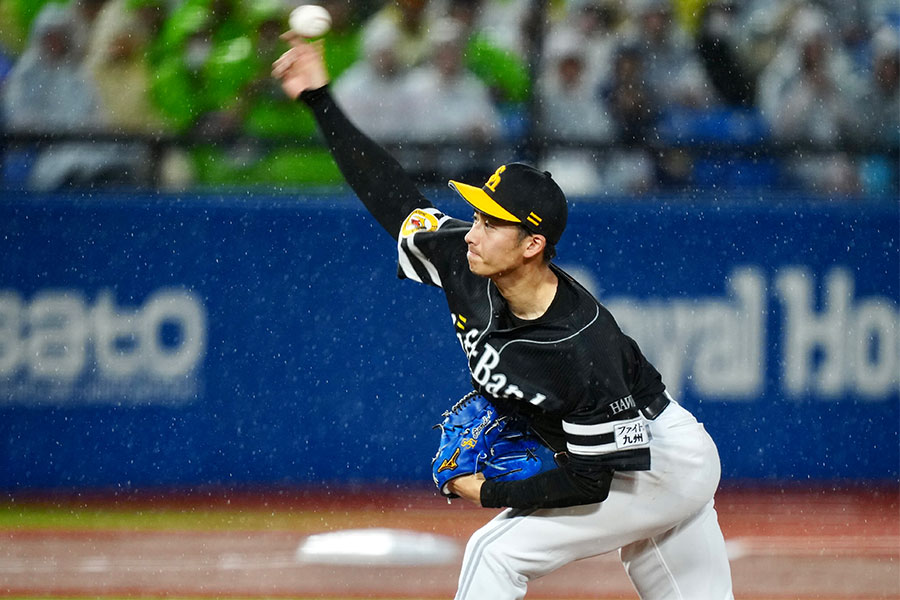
[1,190,898,490]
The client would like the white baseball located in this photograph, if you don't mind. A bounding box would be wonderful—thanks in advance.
[289,4,332,38]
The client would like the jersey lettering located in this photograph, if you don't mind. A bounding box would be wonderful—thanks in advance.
[502,384,524,400]
[459,323,549,406]
[529,393,547,406]
[610,395,636,415]
[457,326,480,358]
[484,372,507,395]
[472,344,501,385]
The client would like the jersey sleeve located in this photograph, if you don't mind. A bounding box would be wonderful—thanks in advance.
[481,394,651,510]
[481,464,613,509]
[396,209,471,289]
[559,321,652,472]
[561,399,651,471]
[300,86,433,238]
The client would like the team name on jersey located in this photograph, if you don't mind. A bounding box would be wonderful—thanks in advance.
[455,320,547,406]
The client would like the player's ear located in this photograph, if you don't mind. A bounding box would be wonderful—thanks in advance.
[522,234,546,259]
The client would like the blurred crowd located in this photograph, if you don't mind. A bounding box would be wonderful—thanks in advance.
[0,0,897,197]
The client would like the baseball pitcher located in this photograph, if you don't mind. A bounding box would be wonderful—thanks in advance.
[273,39,734,600]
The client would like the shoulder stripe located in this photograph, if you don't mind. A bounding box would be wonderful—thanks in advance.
[565,415,650,456]
[563,419,618,436]
[566,441,620,456]
[396,208,451,288]
[397,241,424,283]
[398,235,442,288]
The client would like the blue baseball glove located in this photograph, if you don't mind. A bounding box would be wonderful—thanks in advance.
[431,392,555,498]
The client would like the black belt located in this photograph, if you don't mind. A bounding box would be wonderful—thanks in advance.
[638,392,670,420]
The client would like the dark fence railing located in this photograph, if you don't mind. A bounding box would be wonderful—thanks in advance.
[2,128,898,196]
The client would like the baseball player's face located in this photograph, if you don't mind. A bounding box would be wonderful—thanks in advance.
[465,212,530,277]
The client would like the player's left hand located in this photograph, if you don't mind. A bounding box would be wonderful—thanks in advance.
[447,473,485,504]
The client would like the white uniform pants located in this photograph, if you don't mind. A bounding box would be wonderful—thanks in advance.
[454,400,734,600]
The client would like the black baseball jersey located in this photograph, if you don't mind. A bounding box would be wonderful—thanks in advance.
[397,207,664,459]
[302,87,667,509]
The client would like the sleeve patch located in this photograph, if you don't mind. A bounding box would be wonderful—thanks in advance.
[400,209,440,237]
[614,420,649,450]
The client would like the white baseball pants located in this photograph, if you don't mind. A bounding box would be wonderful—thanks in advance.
[454,399,734,600]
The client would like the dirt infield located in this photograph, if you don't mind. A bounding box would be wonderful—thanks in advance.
[1,485,898,599]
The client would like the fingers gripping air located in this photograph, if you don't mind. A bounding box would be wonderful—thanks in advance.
[432,392,555,497]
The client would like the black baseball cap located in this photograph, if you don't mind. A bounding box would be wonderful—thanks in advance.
[448,163,568,245]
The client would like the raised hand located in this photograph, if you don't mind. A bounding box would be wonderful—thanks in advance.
[271,36,329,100]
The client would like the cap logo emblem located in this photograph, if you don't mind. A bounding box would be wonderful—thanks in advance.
[484,165,506,192]
[526,212,542,227]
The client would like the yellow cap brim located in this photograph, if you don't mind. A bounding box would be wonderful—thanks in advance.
[448,180,521,223]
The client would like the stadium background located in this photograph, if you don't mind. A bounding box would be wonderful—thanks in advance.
[1,0,898,598]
